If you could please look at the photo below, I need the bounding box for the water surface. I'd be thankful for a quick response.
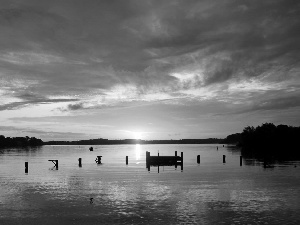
[0,144,299,224]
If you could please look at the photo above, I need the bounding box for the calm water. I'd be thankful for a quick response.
[0,144,299,225]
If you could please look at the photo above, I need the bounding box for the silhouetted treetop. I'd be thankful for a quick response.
[234,123,300,159]
[0,135,43,147]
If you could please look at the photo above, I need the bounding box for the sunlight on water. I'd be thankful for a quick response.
[0,144,300,224]
[135,144,141,160]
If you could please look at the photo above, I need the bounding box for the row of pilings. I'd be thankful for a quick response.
[24,153,245,174]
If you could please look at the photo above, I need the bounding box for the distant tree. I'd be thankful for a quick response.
[0,135,43,148]
[0,135,6,147]
[224,133,242,144]
[238,123,300,159]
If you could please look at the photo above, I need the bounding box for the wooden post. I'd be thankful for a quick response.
[96,156,102,164]
[78,158,82,167]
[223,155,226,163]
[197,155,200,164]
[89,147,93,151]
[25,162,28,173]
[175,151,177,169]
[148,152,150,171]
[181,152,183,171]
[158,152,159,173]
[146,151,149,169]
[126,156,128,165]
[48,160,58,169]
[240,156,242,166]
[217,146,218,150]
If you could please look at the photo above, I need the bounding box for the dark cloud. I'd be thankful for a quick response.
[247,95,300,112]
[0,95,79,111]
[0,125,90,140]
[67,103,84,111]
[215,91,300,116]
[57,102,85,112]
[0,0,299,96]
[0,126,20,131]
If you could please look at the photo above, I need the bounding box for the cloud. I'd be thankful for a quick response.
[67,103,84,111]
[57,102,85,112]
[0,125,90,140]
[0,94,79,111]
[0,0,298,102]
[243,95,300,113]
[0,0,299,139]
[0,126,20,131]
[214,91,300,116]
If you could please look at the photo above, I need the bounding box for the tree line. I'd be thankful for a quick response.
[0,135,43,147]
[224,123,300,159]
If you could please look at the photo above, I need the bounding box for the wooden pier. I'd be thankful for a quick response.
[146,151,183,171]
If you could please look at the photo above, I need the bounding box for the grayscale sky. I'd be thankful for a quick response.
[0,0,299,141]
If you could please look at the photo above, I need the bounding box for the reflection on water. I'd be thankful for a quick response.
[135,144,140,160]
[0,144,300,224]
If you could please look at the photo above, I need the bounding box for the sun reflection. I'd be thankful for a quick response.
[135,144,141,160]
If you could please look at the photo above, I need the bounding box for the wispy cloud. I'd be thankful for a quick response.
[0,94,79,111]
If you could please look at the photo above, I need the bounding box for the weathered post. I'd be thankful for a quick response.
[147,152,150,171]
[96,156,102,164]
[223,155,226,163]
[25,162,28,173]
[48,160,58,169]
[197,155,200,164]
[175,151,177,169]
[158,152,159,173]
[78,158,82,167]
[146,151,150,169]
[181,152,183,171]
[240,156,242,166]
[126,156,128,165]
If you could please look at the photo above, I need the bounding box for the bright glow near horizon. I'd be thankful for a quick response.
[133,132,142,140]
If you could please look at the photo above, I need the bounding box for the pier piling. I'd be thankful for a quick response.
[25,162,28,173]
[145,151,183,172]
[240,156,242,166]
[126,156,128,165]
[95,156,102,164]
[175,151,177,169]
[78,158,82,167]
[223,155,226,163]
[158,153,159,173]
[146,151,150,171]
[197,155,200,164]
[181,152,183,171]
[48,160,58,169]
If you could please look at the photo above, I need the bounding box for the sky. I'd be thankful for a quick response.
[0,0,299,141]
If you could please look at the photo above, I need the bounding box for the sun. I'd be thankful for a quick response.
[133,132,142,140]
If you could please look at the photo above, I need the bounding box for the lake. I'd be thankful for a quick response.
[0,144,299,224]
